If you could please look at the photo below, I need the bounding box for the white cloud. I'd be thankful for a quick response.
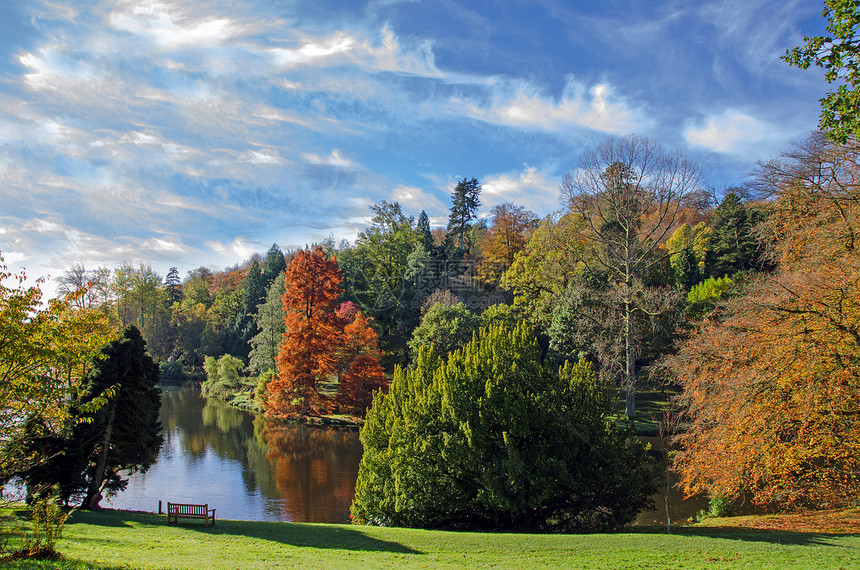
[447,77,652,135]
[391,185,446,214]
[303,149,356,168]
[270,33,356,68]
[481,167,560,215]
[683,109,792,159]
[1,251,28,264]
[141,237,187,254]
[206,237,258,261]
[245,150,283,165]
[109,2,242,50]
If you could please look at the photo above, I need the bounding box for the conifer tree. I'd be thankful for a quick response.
[447,177,481,256]
[352,323,654,531]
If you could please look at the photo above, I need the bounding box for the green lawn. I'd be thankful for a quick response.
[2,508,857,569]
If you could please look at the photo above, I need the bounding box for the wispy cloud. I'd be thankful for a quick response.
[683,109,795,159]
[447,77,653,135]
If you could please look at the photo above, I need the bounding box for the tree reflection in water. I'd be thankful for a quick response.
[106,384,362,523]
[259,421,362,523]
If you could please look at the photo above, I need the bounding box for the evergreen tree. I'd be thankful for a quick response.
[19,327,163,508]
[352,323,655,531]
[165,267,183,305]
[248,272,286,375]
[447,177,481,256]
[417,210,434,253]
[77,326,163,509]
[262,244,287,289]
[243,259,266,317]
[706,193,760,278]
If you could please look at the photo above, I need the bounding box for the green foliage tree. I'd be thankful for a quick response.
[407,301,480,359]
[20,327,164,509]
[111,264,171,360]
[202,354,246,402]
[351,323,655,531]
[165,267,183,306]
[78,326,163,509]
[705,193,761,279]
[500,213,592,330]
[784,0,860,142]
[686,275,735,320]
[0,255,115,482]
[416,210,434,253]
[262,244,287,289]
[667,222,711,288]
[248,272,286,375]
[340,201,420,364]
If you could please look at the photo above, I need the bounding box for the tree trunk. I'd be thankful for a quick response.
[625,303,636,418]
[83,401,117,509]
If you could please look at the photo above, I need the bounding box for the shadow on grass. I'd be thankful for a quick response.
[629,523,859,547]
[67,509,422,555]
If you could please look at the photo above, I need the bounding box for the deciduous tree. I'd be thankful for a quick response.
[560,134,701,416]
[478,203,538,284]
[0,256,115,481]
[270,247,343,416]
[784,0,860,142]
[668,135,860,509]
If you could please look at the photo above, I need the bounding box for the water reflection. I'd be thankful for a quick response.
[106,384,362,523]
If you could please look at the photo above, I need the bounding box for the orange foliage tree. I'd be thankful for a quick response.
[269,247,387,418]
[478,202,538,284]
[271,247,344,416]
[668,134,860,509]
[336,312,386,416]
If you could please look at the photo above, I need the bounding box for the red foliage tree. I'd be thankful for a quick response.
[336,312,387,416]
[270,247,343,416]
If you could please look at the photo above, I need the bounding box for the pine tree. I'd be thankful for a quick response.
[165,267,183,305]
[447,177,481,256]
[417,210,434,253]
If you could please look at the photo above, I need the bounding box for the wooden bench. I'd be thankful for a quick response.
[166,502,216,526]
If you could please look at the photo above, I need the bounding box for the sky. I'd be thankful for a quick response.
[0,0,834,291]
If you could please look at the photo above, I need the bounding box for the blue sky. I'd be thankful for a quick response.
[0,0,831,289]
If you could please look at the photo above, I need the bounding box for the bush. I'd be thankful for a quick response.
[5,495,72,561]
[202,355,246,401]
[351,323,655,532]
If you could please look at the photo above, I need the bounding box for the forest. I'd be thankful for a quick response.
[2,0,859,538]
[15,129,855,520]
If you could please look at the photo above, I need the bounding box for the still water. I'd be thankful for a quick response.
[105,384,362,523]
[107,384,704,526]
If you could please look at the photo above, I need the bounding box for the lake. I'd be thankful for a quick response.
[105,384,362,522]
[106,383,705,526]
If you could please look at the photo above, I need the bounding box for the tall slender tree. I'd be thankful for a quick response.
[561,134,701,417]
[270,247,344,416]
[447,177,482,256]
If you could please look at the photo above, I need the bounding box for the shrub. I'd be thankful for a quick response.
[351,323,655,532]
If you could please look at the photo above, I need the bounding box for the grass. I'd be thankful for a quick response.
[614,388,678,435]
[1,507,858,569]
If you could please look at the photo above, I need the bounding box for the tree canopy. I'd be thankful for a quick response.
[784,0,860,142]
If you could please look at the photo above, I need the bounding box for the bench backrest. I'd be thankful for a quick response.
[168,503,208,515]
